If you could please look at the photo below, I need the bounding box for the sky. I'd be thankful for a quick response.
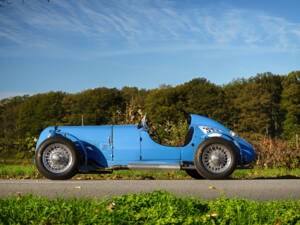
[0,0,300,99]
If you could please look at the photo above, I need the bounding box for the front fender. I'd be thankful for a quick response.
[35,127,88,171]
[202,132,242,163]
[203,131,255,165]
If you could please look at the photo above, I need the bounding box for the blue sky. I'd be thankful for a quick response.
[0,0,300,99]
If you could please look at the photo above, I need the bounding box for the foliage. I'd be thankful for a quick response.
[180,78,226,121]
[154,120,189,146]
[120,87,148,124]
[0,95,28,139]
[280,71,300,139]
[0,191,299,224]
[253,138,300,169]
[145,84,186,124]
[16,92,66,136]
[0,71,299,159]
[233,73,283,138]
[14,136,37,153]
[61,88,124,125]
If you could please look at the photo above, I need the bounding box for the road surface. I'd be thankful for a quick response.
[0,179,299,201]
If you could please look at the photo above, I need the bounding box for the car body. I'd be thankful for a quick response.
[35,114,255,180]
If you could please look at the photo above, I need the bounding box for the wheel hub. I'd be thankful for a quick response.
[210,153,223,165]
[51,152,64,163]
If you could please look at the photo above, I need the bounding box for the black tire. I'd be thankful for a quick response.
[35,136,79,180]
[185,169,203,179]
[194,137,237,180]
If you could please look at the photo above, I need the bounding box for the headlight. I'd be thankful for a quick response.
[199,126,221,134]
[230,130,238,137]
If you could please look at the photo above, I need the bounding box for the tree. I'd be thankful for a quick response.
[180,78,225,122]
[145,85,186,124]
[120,87,148,124]
[280,71,300,139]
[17,92,66,137]
[223,79,247,130]
[234,73,283,138]
[62,87,125,125]
[0,95,28,138]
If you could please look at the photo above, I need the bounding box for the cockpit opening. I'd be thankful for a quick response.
[137,114,192,146]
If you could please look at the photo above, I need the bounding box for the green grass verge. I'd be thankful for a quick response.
[231,168,300,179]
[0,164,39,179]
[0,191,299,224]
[0,164,299,179]
[0,150,34,165]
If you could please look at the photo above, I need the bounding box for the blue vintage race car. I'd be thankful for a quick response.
[35,114,255,180]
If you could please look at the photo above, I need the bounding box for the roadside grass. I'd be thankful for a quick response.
[0,164,39,179]
[232,168,300,179]
[0,191,299,224]
[0,163,299,180]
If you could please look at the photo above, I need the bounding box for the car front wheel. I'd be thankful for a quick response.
[35,136,79,180]
[194,137,237,179]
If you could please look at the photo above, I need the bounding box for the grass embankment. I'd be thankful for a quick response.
[0,191,299,224]
[0,164,299,180]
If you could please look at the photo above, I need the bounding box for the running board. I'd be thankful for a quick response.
[127,163,181,170]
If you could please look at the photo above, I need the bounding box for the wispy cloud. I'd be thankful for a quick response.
[0,91,30,100]
[0,0,300,57]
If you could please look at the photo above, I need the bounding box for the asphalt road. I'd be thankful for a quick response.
[0,179,299,201]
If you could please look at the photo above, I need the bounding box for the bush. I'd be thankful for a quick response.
[0,136,37,154]
[253,138,300,169]
[155,120,188,146]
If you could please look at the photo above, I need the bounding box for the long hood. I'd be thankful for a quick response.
[36,125,138,149]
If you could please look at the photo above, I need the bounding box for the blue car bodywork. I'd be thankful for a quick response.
[35,114,255,179]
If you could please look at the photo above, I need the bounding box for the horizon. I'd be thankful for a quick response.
[0,71,295,100]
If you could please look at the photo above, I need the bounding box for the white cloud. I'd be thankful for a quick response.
[292,29,300,38]
[0,91,30,100]
[0,0,300,55]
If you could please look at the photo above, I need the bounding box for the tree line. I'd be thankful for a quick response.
[0,71,299,152]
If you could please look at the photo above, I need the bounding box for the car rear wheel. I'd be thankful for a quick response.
[185,169,203,179]
[35,136,79,180]
[194,137,237,179]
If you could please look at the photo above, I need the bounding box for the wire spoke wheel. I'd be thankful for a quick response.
[36,136,79,180]
[42,143,73,174]
[201,144,232,174]
[194,138,236,179]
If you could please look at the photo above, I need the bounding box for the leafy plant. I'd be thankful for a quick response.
[0,191,299,224]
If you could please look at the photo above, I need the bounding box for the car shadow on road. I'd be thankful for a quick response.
[229,175,300,180]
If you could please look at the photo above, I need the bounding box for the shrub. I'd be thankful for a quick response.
[253,138,300,169]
